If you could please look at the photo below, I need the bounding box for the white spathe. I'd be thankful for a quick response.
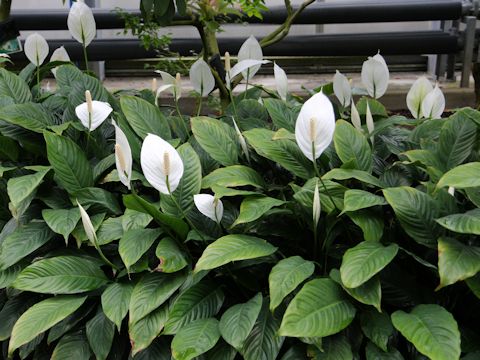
[189,58,215,97]
[24,33,49,67]
[295,92,336,161]
[313,180,321,228]
[237,35,263,81]
[67,0,96,47]
[421,84,445,119]
[361,53,389,99]
[141,134,184,195]
[194,194,224,224]
[77,200,96,244]
[351,102,362,132]
[274,62,288,101]
[232,117,250,162]
[112,120,133,190]
[333,70,351,107]
[50,46,70,77]
[75,92,113,131]
[155,70,181,101]
[406,76,433,119]
[366,102,375,135]
[228,59,270,87]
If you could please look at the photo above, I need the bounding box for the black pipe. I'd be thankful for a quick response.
[9,32,459,62]
[10,0,463,30]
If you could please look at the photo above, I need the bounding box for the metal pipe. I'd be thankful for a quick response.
[460,16,476,87]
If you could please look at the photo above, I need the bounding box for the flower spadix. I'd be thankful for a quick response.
[50,46,70,77]
[333,70,351,107]
[112,120,132,190]
[238,35,263,80]
[75,90,112,131]
[274,62,288,101]
[421,84,445,119]
[67,0,96,47]
[194,194,224,224]
[24,33,49,67]
[141,134,184,195]
[155,71,181,101]
[190,58,215,97]
[361,53,389,99]
[406,76,433,119]
[77,200,96,245]
[295,92,336,161]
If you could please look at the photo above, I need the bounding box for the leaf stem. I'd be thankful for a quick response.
[82,42,89,72]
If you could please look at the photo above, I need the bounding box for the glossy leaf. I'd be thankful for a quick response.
[0,68,32,103]
[202,165,265,189]
[360,310,394,352]
[233,196,285,227]
[51,332,91,360]
[342,189,386,213]
[171,318,221,360]
[130,306,169,356]
[334,120,372,172]
[437,162,480,189]
[86,311,115,360]
[155,237,188,273]
[101,282,134,331]
[436,209,480,235]
[119,228,162,270]
[42,208,81,243]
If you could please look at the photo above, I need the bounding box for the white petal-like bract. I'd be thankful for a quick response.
[77,200,96,244]
[406,76,433,119]
[313,180,321,228]
[229,59,270,81]
[67,1,96,46]
[232,117,249,162]
[24,33,49,66]
[141,134,184,194]
[155,70,181,100]
[237,35,263,80]
[333,70,351,107]
[50,46,70,76]
[351,102,362,131]
[366,102,375,142]
[295,92,336,161]
[194,194,224,223]
[189,58,215,97]
[421,84,445,119]
[75,100,112,131]
[112,120,133,190]
[274,62,288,101]
[361,55,389,99]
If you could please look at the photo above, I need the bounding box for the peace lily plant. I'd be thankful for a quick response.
[0,30,478,360]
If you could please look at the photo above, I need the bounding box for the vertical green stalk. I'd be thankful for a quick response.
[311,142,339,212]
[0,0,12,22]
[82,43,89,72]
[36,65,40,93]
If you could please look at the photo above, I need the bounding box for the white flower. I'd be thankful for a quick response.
[333,70,351,107]
[228,59,270,87]
[155,71,181,101]
[194,194,223,224]
[448,187,455,196]
[67,0,96,47]
[189,58,215,97]
[232,117,249,162]
[112,120,132,190]
[225,52,231,89]
[366,101,375,143]
[274,62,288,101]
[421,84,445,119]
[295,92,336,161]
[50,46,70,77]
[351,102,362,132]
[406,76,433,119]
[24,33,49,66]
[75,90,112,131]
[361,53,389,99]
[313,180,321,228]
[77,200,96,244]
[237,35,263,81]
[141,134,184,194]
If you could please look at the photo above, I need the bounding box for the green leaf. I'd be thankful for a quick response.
[436,209,480,235]
[195,234,277,272]
[323,168,384,188]
[7,167,49,217]
[122,209,152,231]
[123,193,189,239]
[235,99,269,130]
[264,98,296,132]
[132,338,171,360]
[0,68,32,103]
[219,293,262,350]
[383,187,441,247]
[51,331,91,360]
[292,177,345,213]
[0,295,37,341]
[129,306,169,356]
[279,278,356,337]
[73,187,122,215]
[161,143,202,216]
[308,335,353,360]
[96,216,124,245]
[164,281,224,334]
[346,210,384,242]
[356,97,388,117]
[0,262,25,288]
[0,222,54,270]
[202,165,265,189]
[437,162,480,189]
[269,256,315,312]
[0,103,53,133]
[44,132,94,193]
[436,109,477,171]
[233,196,285,227]
[244,128,314,179]
[365,342,404,360]
[172,318,221,360]
[330,269,381,312]
[391,304,460,360]
[437,237,480,289]
[191,116,239,166]
[47,305,91,344]
[120,95,171,139]
[0,135,19,161]
[119,228,162,270]
[8,295,87,357]
[86,311,115,360]
[240,300,284,360]
[42,208,81,243]
[12,256,109,294]
[334,120,373,172]
[101,282,134,331]
[155,237,188,273]
[342,189,387,213]
[129,272,186,324]
[340,241,398,288]
[360,310,394,352]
